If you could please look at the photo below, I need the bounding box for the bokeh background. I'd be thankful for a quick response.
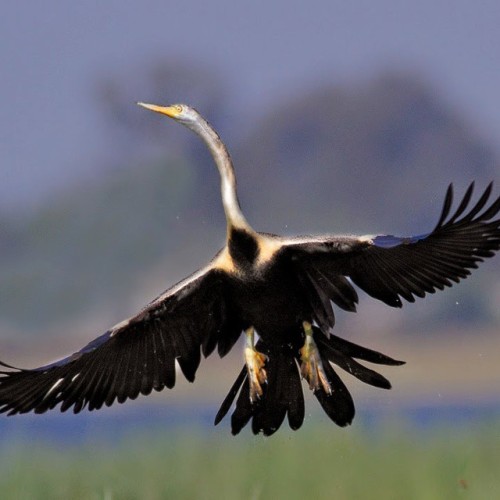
[1,1,499,498]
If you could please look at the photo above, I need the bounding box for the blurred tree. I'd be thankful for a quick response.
[1,59,234,334]
[1,70,498,334]
[94,59,232,225]
[237,73,498,236]
[236,73,499,331]
[94,59,228,157]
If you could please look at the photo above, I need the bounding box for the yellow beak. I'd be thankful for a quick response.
[137,102,182,118]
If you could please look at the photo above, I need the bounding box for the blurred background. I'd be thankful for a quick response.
[1,1,499,497]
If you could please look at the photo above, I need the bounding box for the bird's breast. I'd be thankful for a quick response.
[223,258,310,343]
[214,231,283,277]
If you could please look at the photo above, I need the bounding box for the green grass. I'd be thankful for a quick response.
[1,421,499,500]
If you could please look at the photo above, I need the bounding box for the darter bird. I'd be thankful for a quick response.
[1,103,499,436]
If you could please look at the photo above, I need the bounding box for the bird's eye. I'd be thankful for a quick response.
[174,105,183,113]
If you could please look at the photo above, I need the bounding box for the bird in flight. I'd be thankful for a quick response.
[1,103,499,436]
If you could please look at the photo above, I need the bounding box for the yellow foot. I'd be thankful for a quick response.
[300,322,332,394]
[244,346,268,403]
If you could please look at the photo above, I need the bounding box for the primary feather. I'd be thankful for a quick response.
[1,102,499,436]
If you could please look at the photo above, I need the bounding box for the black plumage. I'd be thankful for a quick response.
[1,102,499,436]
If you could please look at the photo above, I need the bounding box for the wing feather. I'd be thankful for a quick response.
[282,183,500,308]
[0,265,242,415]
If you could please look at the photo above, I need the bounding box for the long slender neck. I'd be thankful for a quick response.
[193,118,253,235]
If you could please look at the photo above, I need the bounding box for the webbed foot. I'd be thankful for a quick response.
[300,321,332,394]
[244,327,268,402]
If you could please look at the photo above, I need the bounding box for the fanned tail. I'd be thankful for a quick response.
[214,341,304,436]
[214,328,404,435]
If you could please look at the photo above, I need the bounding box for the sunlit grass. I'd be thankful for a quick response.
[1,420,499,499]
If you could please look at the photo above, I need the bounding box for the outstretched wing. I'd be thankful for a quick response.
[0,263,242,415]
[283,182,500,310]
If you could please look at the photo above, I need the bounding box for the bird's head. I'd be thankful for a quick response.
[137,102,204,132]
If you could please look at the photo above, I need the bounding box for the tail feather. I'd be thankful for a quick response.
[316,334,393,389]
[286,360,305,430]
[215,329,404,435]
[246,347,304,436]
[313,352,355,427]
[325,332,405,366]
[216,342,305,436]
[250,352,289,436]
[213,367,246,426]
[231,378,254,435]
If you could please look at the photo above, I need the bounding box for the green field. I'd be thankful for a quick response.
[1,419,499,500]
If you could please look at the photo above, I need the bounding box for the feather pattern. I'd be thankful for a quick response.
[0,267,242,415]
[284,183,500,308]
[216,330,403,435]
[1,182,498,436]
[2,102,499,438]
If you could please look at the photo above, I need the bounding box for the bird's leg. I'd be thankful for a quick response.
[300,321,332,394]
[244,327,268,403]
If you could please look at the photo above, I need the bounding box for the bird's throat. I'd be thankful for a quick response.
[228,228,259,267]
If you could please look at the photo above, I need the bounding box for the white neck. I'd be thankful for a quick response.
[193,119,253,234]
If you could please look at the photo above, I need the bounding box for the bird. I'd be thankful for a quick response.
[1,103,500,437]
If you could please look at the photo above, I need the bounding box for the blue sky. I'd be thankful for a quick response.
[1,0,500,211]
